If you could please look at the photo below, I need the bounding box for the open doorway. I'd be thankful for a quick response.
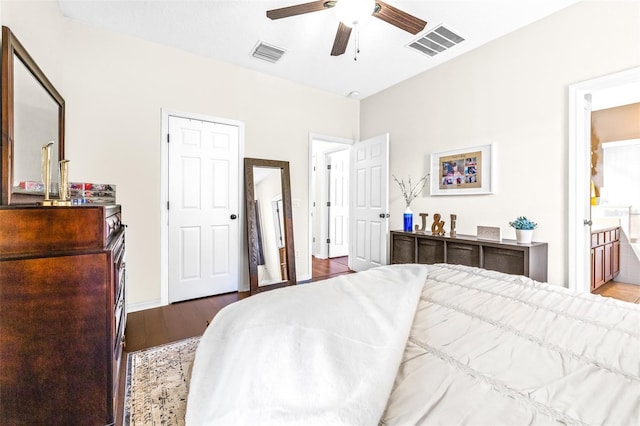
[309,134,353,281]
[568,67,640,294]
[590,105,640,290]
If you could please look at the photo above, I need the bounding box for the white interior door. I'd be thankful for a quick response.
[168,116,240,302]
[328,149,349,258]
[580,96,593,293]
[349,133,389,271]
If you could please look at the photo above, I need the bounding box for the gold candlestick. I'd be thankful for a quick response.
[53,159,72,206]
[39,141,54,206]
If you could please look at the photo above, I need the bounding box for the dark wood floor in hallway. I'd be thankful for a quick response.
[311,255,352,281]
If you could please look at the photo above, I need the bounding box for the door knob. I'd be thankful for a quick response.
[379,213,390,219]
[230,214,238,220]
[583,219,592,226]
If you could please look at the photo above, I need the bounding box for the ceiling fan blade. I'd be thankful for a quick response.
[267,1,335,20]
[330,22,352,56]
[373,1,427,35]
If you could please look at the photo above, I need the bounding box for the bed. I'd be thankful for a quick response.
[186,263,640,425]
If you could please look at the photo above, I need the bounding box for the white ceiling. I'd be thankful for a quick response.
[57,0,581,99]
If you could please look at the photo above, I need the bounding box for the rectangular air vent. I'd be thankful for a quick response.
[251,41,286,63]
[408,25,465,57]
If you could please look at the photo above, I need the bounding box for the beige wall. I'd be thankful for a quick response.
[1,0,358,308]
[361,1,640,286]
[3,0,639,306]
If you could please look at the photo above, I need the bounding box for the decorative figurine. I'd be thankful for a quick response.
[431,213,446,236]
[414,213,429,232]
[450,214,457,237]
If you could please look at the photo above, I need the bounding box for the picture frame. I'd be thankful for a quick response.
[430,144,494,195]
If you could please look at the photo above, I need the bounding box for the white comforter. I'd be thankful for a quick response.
[383,264,640,426]
[186,264,428,425]
[187,264,640,425]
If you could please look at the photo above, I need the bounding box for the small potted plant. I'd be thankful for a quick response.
[509,216,537,244]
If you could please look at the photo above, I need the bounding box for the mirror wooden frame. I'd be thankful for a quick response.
[1,26,65,205]
[244,157,296,295]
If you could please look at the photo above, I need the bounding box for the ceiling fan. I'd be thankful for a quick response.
[266,0,427,57]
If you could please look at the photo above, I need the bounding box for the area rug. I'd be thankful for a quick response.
[124,336,200,425]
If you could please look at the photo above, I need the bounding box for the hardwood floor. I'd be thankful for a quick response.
[311,255,352,281]
[592,280,640,303]
[124,292,248,352]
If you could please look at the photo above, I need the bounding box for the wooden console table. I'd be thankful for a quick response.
[391,230,548,282]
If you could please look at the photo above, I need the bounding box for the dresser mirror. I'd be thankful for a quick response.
[244,158,296,295]
[1,26,65,205]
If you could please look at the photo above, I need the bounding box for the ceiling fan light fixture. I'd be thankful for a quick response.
[334,0,375,27]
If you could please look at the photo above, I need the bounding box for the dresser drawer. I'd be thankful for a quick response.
[447,242,480,267]
[483,247,526,276]
[0,206,106,256]
[391,234,416,263]
[417,238,444,264]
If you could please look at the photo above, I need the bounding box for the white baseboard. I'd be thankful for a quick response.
[297,274,312,284]
[127,298,163,313]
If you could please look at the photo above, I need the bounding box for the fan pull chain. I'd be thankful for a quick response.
[354,23,360,61]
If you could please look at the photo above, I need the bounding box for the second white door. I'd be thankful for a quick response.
[328,149,349,258]
[349,133,390,271]
[168,115,240,303]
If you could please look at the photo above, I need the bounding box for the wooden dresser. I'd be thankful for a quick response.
[391,230,548,282]
[0,205,125,425]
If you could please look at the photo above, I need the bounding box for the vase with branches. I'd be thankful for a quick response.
[393,173,430,232]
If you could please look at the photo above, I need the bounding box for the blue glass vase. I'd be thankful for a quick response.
[403,206,413,232]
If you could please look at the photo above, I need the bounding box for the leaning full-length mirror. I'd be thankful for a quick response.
[244,158,296,295]
[1,26,65,205]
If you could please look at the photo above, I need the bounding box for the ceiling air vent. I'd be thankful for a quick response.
[251,41,286,63]
[408,25,465,57]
